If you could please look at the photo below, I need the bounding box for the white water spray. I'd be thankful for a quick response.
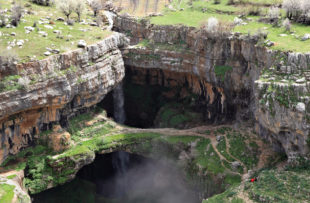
[113,82,126,124]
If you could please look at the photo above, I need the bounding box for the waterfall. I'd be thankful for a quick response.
[112,151,130,196]
[113,82,126,124]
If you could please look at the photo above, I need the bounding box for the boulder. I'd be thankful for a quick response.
[78,40,87,48]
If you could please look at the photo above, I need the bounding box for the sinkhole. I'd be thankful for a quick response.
[32,151,200,203]
[100,67,234,128]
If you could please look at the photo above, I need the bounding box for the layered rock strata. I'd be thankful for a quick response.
[0,33,128,164]
[114,15,310,161]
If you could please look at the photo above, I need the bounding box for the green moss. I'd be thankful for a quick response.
[214,66,233,81]
[164,136,200,144]
[0,184,16,203]
[6,175,17,180]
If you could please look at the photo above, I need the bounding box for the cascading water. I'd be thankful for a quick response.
[113,82,126,124]
[112,83,129,196]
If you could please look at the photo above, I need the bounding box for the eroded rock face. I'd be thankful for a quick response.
[0,33,128,164]
[114,15,310,161]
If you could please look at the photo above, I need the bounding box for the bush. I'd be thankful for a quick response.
[11,2,23,27]
[73,0,86,22]
[282,18,291,32]
[213,0,221,4]
[89,0,103,17]
[56,0,75,21]
[203,17,234,38]
[206,17,219,33]
[282,0,302,19]
[247,6,261,16]
[0,50,19,70]
[268,7,280,19]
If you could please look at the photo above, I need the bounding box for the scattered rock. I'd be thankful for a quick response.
[296,102,305,112]
[77,40,87,48]
[231,161,241,169]
[90,22,98,26]
[216,135,223,142]
[11,32,16,36]
[16,40,24,47]
[296,78,306,83]
[265,41,275,47]
[38,31,48,37]
[56,17,65,21]
[44,51,51,56]
[279,34,288,37]
[44,25,53,29]
[301,34,310,41]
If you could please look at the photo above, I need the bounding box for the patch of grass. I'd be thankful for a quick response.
[164,136,200,144]
[245,169,310,202]
[0,184,15,203]
[227,133,259,169]
[216,139,235,162]
[0,0,111,61]
[6,175,17,180]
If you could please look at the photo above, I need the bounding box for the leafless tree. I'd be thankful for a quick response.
[90,0,103,16]
[73,0,86,22]
[11,1,23,26]
[56,0,75,21]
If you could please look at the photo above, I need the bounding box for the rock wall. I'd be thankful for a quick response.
[0,33,128,164]
[114,15,310,161]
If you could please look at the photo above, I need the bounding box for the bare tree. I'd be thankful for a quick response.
[154,0,159,12]
[73,0,86,22]
[56,0,75,21]
[144,0,149,14]
[11,1,23,26]
[90,0,103,17]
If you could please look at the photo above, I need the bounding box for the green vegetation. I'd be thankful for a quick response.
[0,184,15,203]
[0,0,111,61]
[214,66,233,81]
[245,169,310,202]
[6,175,17,180]
[164,135,200,144]
[148,0,310,52]
[227,132,259,169]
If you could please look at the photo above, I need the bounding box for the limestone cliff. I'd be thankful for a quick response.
[0,33,128,164]
[114,15,310,161]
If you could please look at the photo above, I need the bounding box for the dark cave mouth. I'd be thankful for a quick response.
[32,151,200,203]
[99,67,236,129]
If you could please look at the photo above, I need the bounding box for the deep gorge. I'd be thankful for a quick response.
[1,12,310,203]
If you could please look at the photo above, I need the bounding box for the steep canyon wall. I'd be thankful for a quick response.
[114,15,310,161]
[0,33,128,164]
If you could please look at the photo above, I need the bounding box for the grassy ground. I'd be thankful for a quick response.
[149,0,310,52]
[0,183,15,203]
[0,0,111,62]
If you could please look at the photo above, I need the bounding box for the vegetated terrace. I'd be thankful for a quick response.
[126,0,310,53]
[0,0,111,62]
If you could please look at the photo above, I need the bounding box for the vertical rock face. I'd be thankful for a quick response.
[0,33,128,164]
[114,15,310,160]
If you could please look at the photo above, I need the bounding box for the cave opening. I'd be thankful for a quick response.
[32,151,200,203]
[100,66,235,129]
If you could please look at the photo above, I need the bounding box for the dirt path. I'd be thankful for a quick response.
[224,135,248,174]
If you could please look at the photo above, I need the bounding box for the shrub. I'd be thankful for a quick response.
[247,6,261,16]
[0,50,19,70]
[203,17,233,38]
[56,0,75,21]
[89,0,103,17]
[11,1,23,27]
[213,0,221,4]
[227,0,235,5]
[206,17,218,33]
[282,0,301,19]
[18,77,30,89]
[268,7,280,19]
[282,18,291,32]
[73,0,86,22]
